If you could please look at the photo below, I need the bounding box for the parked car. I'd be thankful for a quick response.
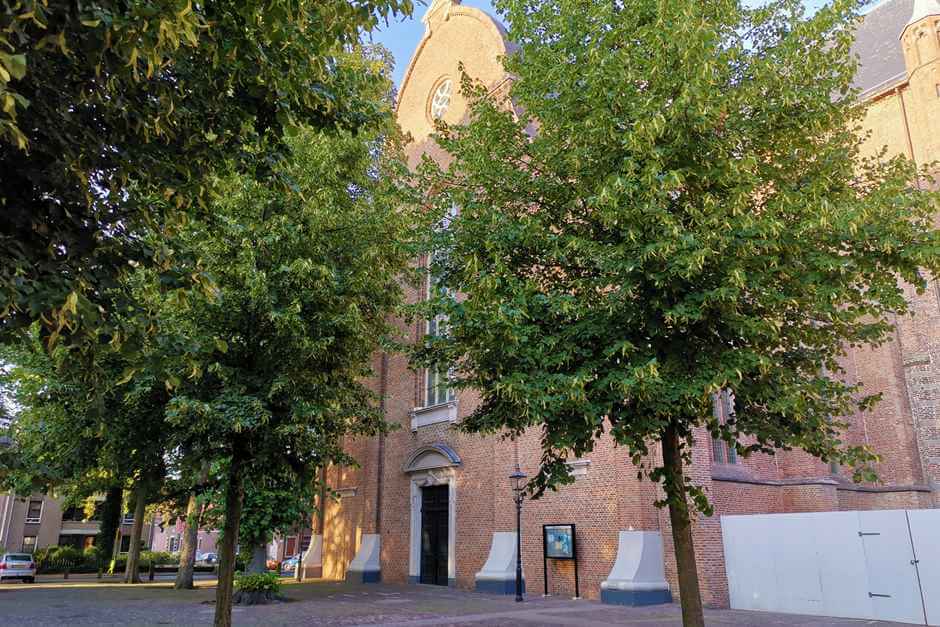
[280,554,301,574]
[0,553,36,583]
[197,552,218,565]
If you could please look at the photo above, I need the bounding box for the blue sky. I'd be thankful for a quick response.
[369,0,873,86]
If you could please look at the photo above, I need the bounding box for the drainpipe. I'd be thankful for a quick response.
[374,353,389,534]
[0,494,13,550]
[316,467,327,535]
[147,518,156,551]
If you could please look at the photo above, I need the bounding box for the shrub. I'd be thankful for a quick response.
[234,572,281,593]
[141,551,175,566]
[233,572,283,605]
[34,545,88,573]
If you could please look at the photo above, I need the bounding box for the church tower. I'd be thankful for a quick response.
[899,0,940,165]
[895,0,940,504]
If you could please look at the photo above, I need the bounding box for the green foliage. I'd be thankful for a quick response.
[33,545,98,573]
[0,0,413,345]
[0,325,169,515]
[159,117,417,490]
[141,551,176,566]
[414,0,940,504]
[234,572,281,595]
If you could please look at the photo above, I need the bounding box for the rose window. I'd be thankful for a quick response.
[430,79,453,120]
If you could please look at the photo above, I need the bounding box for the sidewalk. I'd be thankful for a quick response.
[0,577,913,626]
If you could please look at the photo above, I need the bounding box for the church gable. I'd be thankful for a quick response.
[395,0,512,144]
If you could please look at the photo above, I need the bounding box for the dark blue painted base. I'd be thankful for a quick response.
[475,579,526,595]
[601,587,672,606]
[408,576,457,587]
[346,569,381,584]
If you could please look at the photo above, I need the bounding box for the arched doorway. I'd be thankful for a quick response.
[404,444,460,586]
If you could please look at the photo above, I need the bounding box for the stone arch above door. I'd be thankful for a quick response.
[403,443,461,474]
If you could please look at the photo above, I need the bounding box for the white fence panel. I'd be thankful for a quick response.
[721,514,780,612]
[857,510,924,624]
[810,511,872,620]
[722,508,938,625]
[908,509,940,626]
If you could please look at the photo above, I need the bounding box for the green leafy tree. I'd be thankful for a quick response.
[0,0,412,344]
[0,327,171,583]
[412,1,940,624]
[160,114,417,625]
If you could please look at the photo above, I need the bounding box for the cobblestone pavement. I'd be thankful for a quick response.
[0,577,912,626]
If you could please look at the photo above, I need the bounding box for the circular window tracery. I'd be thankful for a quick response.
[430,78,453,120]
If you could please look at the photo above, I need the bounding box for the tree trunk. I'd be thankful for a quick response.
[662,423,705,627]
[124,482,147,584]
[246,543,267,574]
[175,492,200,589]
[214,457,245,627]
[96,486,122,571]
[110,514,123,574]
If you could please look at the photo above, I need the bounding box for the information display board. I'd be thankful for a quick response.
[542,523,579,598]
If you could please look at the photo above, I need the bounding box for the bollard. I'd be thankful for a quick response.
[64,566,70,580]
[148,561,155,582]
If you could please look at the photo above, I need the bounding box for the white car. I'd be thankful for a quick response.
[0,553,36,583]
[197,552,218,564]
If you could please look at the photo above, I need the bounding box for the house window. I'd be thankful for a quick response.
[122,512,134,524]
[712,390,738,464]
[62,505,86,522]
[120,535,131,553]
[22,536,37,553]
[197,537,203,551]
[168,536,180,552]
[25,499,43,523]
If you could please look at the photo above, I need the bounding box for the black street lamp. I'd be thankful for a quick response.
[509,465,527,603]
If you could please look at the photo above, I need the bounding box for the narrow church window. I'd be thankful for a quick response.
[425,273,455,407]
[712,390,737,464]
[423,203,458,408]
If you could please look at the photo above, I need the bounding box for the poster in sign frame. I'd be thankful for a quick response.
[543,524,576,560]
[542,523,579,598]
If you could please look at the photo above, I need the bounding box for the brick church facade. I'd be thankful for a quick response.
[314,0,940,607]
